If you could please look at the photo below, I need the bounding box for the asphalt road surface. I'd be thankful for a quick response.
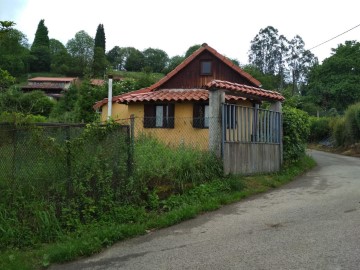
[50,150,360,270]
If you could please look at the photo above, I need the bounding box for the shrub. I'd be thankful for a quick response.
[282,106,310,162]
[308,117,331,142]
[331,102,360,146]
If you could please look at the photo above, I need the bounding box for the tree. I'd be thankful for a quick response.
[242,65,282,90]
[107,46,126,70]
[287,35,317,95]
[29,19,51,72]
[93,24,107,77]
[0,68,16,91]
[124,48,145,71]
[142,48,169,73]
[66,30,94,76]
[185,44,201,58]
[49,38,71,74]
[306,41,360,112]
[0,27,30,76]
[163,55,185,74]
[248,26,283,75]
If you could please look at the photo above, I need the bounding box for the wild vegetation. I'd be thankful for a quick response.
[0,17,358,270]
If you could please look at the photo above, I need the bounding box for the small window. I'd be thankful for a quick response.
[201,61,212,75]
[144,104,174,128]
[193,103,209,128]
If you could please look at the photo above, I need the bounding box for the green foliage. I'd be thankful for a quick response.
[306,41,360,112]
[49,39,71,75]
[282,106,310,162]
[124,48,145,72]
[185,44,201,58]
[66,30,94,76]
[133,136,223,193]
[30,20,50,72]
[93,24,107,77]
[142,48,169,73]
[308,117,331,142]
[0,68,15,91]
[0,88,55,116]
[0,122,129,249]
[163,55,185,74]
[0,111,46,123]
[242,64,282,90]
[0,28,30,76]
[332,102,360,146]
[94,24,105,50]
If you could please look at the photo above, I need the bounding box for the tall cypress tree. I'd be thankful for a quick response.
[93,24,107,77]
[30,19,51,72]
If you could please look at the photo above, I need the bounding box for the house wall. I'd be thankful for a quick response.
[101,100,252,150]
[160,51,255,89]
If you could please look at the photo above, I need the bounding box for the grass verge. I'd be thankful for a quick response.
[0,155,316,270]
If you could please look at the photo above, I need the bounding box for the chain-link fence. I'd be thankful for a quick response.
[0,123,131,202]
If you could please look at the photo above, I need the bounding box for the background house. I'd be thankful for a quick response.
[21,77,78,99]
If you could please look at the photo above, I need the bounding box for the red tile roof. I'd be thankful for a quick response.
[113,89,245,103]
[206,80,285,102]
[90,79,105,86]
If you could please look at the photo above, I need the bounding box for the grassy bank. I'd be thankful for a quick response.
[0,155,316,270]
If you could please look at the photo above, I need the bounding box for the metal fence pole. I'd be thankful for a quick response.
[128,114,135,176]
[65,125,72,198]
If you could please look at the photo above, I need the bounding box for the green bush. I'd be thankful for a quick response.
[331,102,360,146]
[308,117,331,142]
[282,106,310,162]
[133,136,223,194]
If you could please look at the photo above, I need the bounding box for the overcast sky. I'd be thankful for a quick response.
[1,0,360,64]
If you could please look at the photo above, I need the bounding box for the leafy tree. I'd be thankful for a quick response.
[248,26,283,75]
[185,44,201,58]
[107,46,126,70]
[0,27,30,76]
[0,68,16,91]
[49,38,70,74]
[0,21,16,32]
[306,41,360,112]
[124,48,145,71]
[163,55,184,74]
[142,47,169,73]
[49,84,79,122]
[288,35,317,95]
[66,30,94,76]
[242,65,282,90]
[93,24,107,77]
[29,19,51,72]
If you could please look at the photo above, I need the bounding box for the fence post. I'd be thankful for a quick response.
[208,88,225,158]
[65,125,72,198]
[11,124,17,182]
[128,114,135,176]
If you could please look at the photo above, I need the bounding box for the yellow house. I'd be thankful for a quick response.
[94,44,284,150]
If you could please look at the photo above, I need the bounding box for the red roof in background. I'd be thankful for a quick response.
[28,77,77,83]
[206,80,285,101]
[90,79,105,86]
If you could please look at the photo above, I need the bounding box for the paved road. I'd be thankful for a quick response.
[50,150,360,270]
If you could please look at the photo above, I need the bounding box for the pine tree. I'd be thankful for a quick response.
[93,24,107,77]
[30,19,51,72]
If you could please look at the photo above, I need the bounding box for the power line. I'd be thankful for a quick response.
[308,23,360,51]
